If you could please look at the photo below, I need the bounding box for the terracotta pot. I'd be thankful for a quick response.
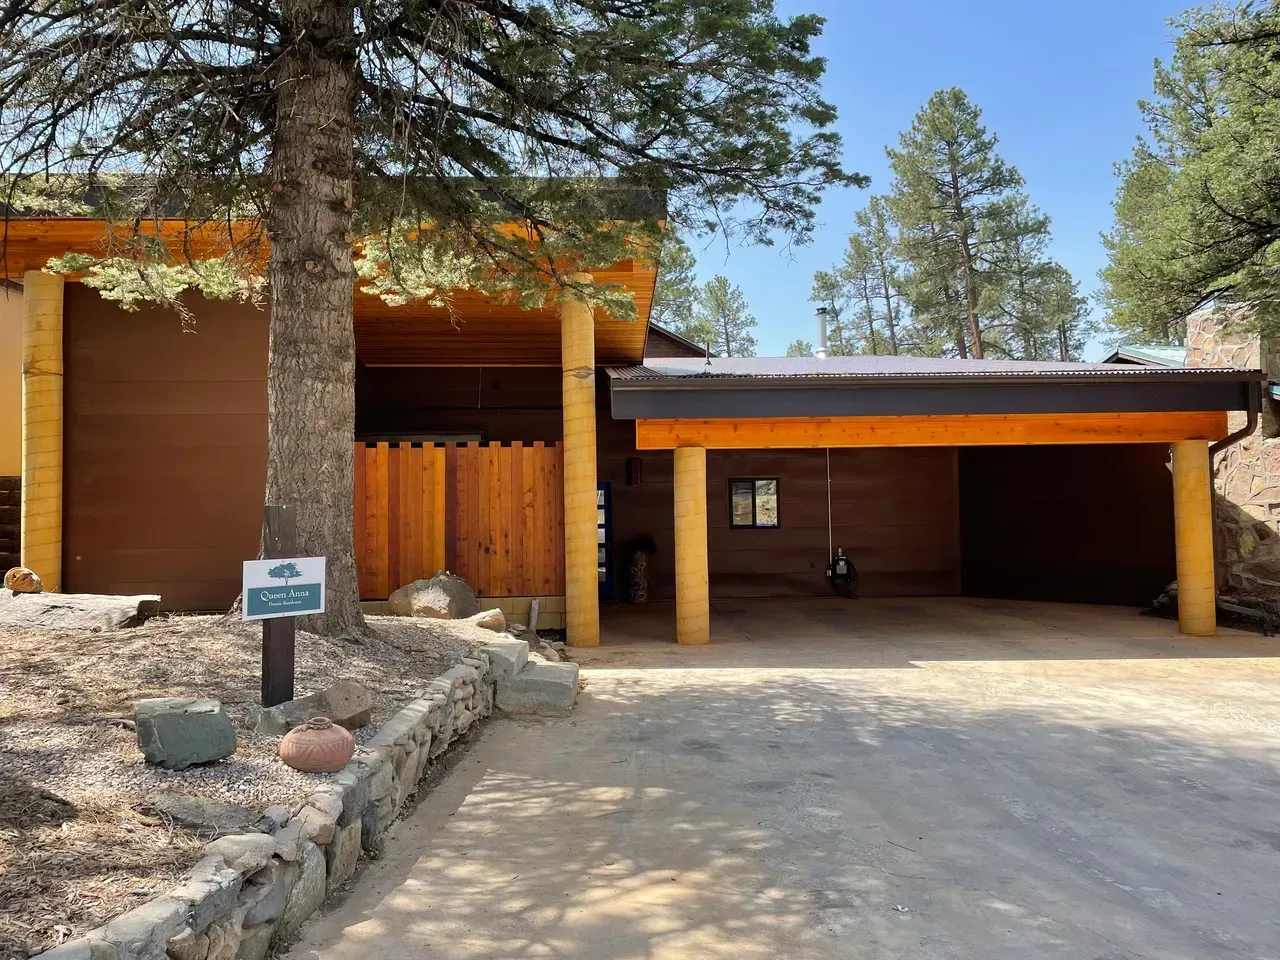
[278,717,355,773]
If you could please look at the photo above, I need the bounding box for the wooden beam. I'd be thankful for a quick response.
[635,412,1230,450]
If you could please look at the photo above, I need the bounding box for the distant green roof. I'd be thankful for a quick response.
[1101,344,1187,367]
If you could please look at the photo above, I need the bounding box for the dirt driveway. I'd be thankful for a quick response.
[286,600,1280,959]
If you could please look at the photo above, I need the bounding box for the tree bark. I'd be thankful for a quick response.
[947,151,984,359]
[875,251,899,355]
[266,0,365,637]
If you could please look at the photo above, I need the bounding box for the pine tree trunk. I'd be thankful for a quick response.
[876,254,899,355]
[947,157,984,359]
[266,0,365,638]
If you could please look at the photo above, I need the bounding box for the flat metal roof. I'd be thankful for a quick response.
[606,356,1263,420]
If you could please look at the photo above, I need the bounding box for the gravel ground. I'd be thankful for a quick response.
[0,612,494,958]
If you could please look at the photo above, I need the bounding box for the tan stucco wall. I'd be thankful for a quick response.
[0,288,21,477]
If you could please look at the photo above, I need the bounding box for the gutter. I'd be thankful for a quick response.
[608,369,1264,391]
[1209,379,1262,460]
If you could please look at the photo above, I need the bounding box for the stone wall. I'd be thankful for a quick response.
[1184,309,1280,599]
[43,654,498,960]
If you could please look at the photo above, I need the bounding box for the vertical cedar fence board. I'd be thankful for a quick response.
[355,441,564,600]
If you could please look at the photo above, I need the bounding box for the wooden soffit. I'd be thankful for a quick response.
[2,218,656,366]
[635,412,1230,450]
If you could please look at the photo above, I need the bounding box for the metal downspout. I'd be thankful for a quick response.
[1209,380,1262,461]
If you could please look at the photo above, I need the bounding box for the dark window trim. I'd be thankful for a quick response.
[729,477,781,529]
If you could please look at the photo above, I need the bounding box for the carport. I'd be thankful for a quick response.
[606,356,1264,642]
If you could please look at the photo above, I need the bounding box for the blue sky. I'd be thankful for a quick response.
[693,0,1189,360]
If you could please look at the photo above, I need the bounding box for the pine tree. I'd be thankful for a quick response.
[651,235,699,335]
[0,0,859,635]
[786,339,814,357]
[887,89,1026,358]
[697,276,758,357]
[979,196,1055,359]
[1100,3,1280,339]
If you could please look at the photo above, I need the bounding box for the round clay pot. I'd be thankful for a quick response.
[278,717,355,773]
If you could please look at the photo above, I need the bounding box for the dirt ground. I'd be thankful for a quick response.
[290,599,1280,960]
[0,612,490,958]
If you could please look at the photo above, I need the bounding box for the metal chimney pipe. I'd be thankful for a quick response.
[814,307,830,359]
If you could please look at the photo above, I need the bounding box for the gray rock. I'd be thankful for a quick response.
[295,804,336,845]
[169,855,241,932]
[465,607,506,632]
[496,661,580,717]
[141,791,269,839]
[261,805,290,830]
[254,681,373,736]
[277,842,326,941]
[330,769,369,826]
[0,589,160,631]
[34,941,95,960]
[241,860,297,926]
[325,820,362,888]
[236,921,276,960]
[201,915,241,960]
[271,819,305,862]
[102,897,188,958]
[134,698,235,770]
[205,833,277,874]
[482,639,529,685]
[385,572,479,619]
[165,927,200,960]
[360,803,383,858]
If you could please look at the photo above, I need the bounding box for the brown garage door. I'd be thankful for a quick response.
[63,284,268,610]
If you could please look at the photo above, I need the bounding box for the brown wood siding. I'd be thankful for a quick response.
[63,284,268,610]
[600,399,961,600]
[958,444,1176,605]
[643,324,708,358]
[356,365,562,442]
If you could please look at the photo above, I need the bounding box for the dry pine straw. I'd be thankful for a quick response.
[0,613,486,958]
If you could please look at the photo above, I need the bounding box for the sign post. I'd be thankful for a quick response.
[244,505,326,707]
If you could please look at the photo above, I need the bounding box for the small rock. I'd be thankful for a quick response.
[277,842,326,941]
[325,820,362,888]
[134,697,236,770]
[205,833,277,874]
[386,572,480,619]
[237,921,277,960]
[166,927,200,960]
[141,791,271,838]
[466,608,506,632]
[295,804,337,845]
[5,566,42,593]
[241,859,297,926]
[255,681,373,736]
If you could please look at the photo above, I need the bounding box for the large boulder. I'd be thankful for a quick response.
[386,572,480,619]
[135,698,236,770]
[254,680,372,736]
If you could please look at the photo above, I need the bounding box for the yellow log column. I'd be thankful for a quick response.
[21,271,65,592]
[674,446,710,645]
[1172,439,1216,636]
[561,275,599,647]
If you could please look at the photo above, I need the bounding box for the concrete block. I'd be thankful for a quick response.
[496,661,579,717]
[481,638,528,685]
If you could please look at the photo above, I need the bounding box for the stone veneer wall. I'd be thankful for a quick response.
[43,655,496,960]
[1185,309,1280,599]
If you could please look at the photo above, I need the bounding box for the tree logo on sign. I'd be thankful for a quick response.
[268,562,303,586]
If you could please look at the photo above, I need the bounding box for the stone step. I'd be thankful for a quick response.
[495,660,579,718]
[479,637,529,685]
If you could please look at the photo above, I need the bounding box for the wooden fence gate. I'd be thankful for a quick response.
[355,441,565,600]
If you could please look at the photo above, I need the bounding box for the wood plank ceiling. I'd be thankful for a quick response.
[2,219,656,366]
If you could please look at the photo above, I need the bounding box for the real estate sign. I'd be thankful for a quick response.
[242,556,326,621]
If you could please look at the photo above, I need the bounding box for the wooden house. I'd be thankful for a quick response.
[0,219,1263,643]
